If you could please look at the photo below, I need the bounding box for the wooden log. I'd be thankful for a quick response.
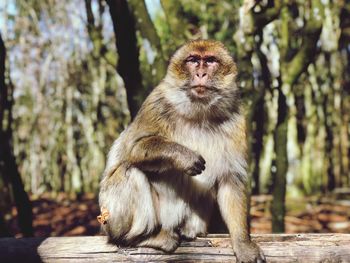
[0,234,349,262]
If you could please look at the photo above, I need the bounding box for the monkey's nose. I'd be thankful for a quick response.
[196,73,207,79]
[193,72,208,86]
[195,72,208,83]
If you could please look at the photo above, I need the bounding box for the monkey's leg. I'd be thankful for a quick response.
[99,167,158,246]
[130,135,205,176]
[217,178,265,263]
[137,229,180,253]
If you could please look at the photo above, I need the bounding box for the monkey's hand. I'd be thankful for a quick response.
[177,149,206,176]
[234,240,266,263]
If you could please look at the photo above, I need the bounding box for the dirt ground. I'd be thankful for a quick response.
[5,193,350,237]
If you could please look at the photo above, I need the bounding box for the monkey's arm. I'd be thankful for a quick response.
[129,135,205,176]
[217,178,265,262]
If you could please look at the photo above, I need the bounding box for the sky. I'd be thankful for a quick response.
[145,0,161,20]
[0,0,17,37]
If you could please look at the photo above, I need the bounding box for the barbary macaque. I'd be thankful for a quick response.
[99,40,265,262]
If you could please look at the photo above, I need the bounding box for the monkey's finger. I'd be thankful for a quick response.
[196,164,205,174]
[198,155,206,166]
[194,159,206,172]
[190,168,200,176]
[195,164,205,173]
[187,167,201,176]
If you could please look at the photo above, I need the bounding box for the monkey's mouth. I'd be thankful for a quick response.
[190,85,215,99]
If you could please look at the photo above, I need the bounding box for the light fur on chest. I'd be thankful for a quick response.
[171,120,247,190]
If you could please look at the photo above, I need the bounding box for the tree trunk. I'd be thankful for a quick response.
[106,0,144,118]
[324,94,336,191]
[0,211,10,237]
[270,0,324,232]
[294,92,306,150]
[271,85,288,232]
[0,33,33,237]
[251,95,265,195]
[250,29,270,195]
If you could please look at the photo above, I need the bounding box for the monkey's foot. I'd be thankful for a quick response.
[234,240,266,263]
[179,217,206,240]
[137,229,179,253]
[180,226,203,240]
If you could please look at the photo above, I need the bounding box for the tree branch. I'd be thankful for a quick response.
[160,0,188,51]
[84,0,117,67]
[252,0,282,30]
[283,0,324,86]
[0,34,5,131]
[127,0,167,85]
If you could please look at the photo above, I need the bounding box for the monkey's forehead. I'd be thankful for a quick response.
[185,39,226,52]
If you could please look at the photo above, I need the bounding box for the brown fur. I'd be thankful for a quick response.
[98,40,265,262]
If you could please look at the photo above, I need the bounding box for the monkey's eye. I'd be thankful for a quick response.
[185,56,200,64]
[204,56,218,65]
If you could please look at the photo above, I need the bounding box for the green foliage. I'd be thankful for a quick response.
[0,0,349,203]
[2,0,128,194]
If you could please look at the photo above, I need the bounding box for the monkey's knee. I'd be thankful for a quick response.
[101,207,158,247]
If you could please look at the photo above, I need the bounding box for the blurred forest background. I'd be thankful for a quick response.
[0,0,350,238]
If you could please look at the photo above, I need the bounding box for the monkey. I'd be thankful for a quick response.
[98,39,266,263]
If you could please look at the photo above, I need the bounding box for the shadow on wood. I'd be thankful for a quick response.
[0,234,349,262]
[0,237,44,263]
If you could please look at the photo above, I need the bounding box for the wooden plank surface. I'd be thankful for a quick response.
[0,234,349,262]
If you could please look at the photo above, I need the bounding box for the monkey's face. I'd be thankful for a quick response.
[164,40,238,120]
[184,53,220,101]
[166,40,237,101]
